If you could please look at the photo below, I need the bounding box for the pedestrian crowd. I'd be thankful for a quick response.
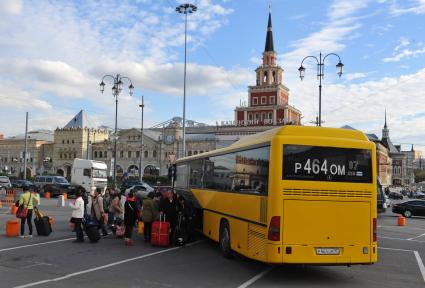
[69,186,196,246]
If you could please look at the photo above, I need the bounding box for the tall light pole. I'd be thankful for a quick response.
[23,112,28,180]
[298,52,344,126]
[176,3,197,158]
[99,74,134,189]
[139,97,144,182]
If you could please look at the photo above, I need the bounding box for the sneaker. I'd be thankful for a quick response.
[19,235,25,239]
[26,235,33,238]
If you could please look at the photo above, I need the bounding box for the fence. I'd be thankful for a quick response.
[0,188,17,208]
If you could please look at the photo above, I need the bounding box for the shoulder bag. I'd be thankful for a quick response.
[16,194,32,219]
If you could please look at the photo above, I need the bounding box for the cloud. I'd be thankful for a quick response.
[0,0,22,15]
[389,0,425,15]
[344,72,368,81]
[328,0,370,20]
[383,46,425,62]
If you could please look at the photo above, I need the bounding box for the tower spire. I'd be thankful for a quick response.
[264,6,274,52]
[384,108,387,129]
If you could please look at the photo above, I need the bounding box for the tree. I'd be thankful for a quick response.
[414,169,425,183]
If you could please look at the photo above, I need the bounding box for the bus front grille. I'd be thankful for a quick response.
[283,188,372,198]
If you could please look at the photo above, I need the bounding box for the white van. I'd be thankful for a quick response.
[71,159,108,194]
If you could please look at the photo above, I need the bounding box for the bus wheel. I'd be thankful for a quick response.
[219,221,232,258]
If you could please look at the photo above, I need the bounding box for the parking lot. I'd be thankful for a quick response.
[0,199,424,288]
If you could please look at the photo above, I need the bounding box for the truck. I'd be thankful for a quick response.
[71,159,108,194]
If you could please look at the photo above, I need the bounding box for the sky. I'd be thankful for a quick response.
[1,0,425,151]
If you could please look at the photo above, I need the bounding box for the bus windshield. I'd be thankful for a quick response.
[92,169,107,179]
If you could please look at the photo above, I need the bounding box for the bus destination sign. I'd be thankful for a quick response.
[282,145,373,183]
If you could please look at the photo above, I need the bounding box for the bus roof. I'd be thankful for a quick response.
[177,125,370,162]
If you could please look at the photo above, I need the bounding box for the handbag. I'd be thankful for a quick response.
[16,194,32,219]
[138,221,144,235]
[115,224,125,237]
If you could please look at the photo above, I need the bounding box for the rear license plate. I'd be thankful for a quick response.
[316,248,340,255]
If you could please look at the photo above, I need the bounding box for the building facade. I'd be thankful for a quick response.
[0,130,54,177]
[53,110,109,177]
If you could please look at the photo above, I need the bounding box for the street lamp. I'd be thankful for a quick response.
[99,74,134,189]
[176,3,197,158]
[298,52,344,126]
[139,96,144,182]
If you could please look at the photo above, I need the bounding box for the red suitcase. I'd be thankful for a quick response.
[151,214,170,247]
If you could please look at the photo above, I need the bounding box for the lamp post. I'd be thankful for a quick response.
[176,3,197,158]
[139,96,144,182]
[99,74,134,189]
[298,52,344,126]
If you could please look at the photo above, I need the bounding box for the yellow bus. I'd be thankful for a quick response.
[175,126,377,265]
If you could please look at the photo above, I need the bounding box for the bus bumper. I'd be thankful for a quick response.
[267,244,378,264]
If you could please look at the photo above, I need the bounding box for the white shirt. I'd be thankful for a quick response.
[69,197,84,218]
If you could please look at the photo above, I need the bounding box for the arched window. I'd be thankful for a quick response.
[94,151,98,158]
[188,151,192,156]
[144,151,148,158]
[272,71,276,83]
[99,151,103,158]
[263,71,268,84]
[104,151,107,158]
[153,150,157,157]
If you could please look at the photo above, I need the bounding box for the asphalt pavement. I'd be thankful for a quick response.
[0,198,424,288]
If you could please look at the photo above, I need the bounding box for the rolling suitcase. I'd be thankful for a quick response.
[85,225,101,242]
[83,214,100,243]
[34,208,52,236]
[34,216,52,236]
[151,214,170,247]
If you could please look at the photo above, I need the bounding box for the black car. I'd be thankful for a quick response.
[388,192,403,200]
[11,180,36,191]
[392,200,425,218]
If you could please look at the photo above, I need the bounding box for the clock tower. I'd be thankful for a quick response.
[235,8,301,126]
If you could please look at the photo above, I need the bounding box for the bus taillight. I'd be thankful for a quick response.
[268,216,281,241]
[373,218,377,242]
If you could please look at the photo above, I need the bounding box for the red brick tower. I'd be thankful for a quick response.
[235,8,301,126]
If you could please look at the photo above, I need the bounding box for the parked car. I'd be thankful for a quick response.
[411,192,425,199]
[120,180,143,194]
[33,175,75,197]
[377,181,386,213]
[11,180,36,191]
[0,176,12,189]
[124,183,154,198]
[388,191,403,200]
[392,200,425,218]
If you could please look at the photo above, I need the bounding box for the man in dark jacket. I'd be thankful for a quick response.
[124,191,138,245]
[159,190,178,244]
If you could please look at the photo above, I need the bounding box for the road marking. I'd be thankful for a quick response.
[408,232,425,241]
[13,240,204,288]
[237,267,273,288]
[378,225,425,231]
[0,237,75,253]
[379,236,425,243]
[380,247,425,283]
[414,251,425,283]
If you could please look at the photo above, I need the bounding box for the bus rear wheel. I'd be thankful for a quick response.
[219,221,232,258]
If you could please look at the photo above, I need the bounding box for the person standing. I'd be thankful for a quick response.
[103,188,113,229]
[18,186,34,238]
[159,190,178,245]
[89,188,108,237]
[142,192,158,242]
[124,191,139,245]
[69,190,85,243]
